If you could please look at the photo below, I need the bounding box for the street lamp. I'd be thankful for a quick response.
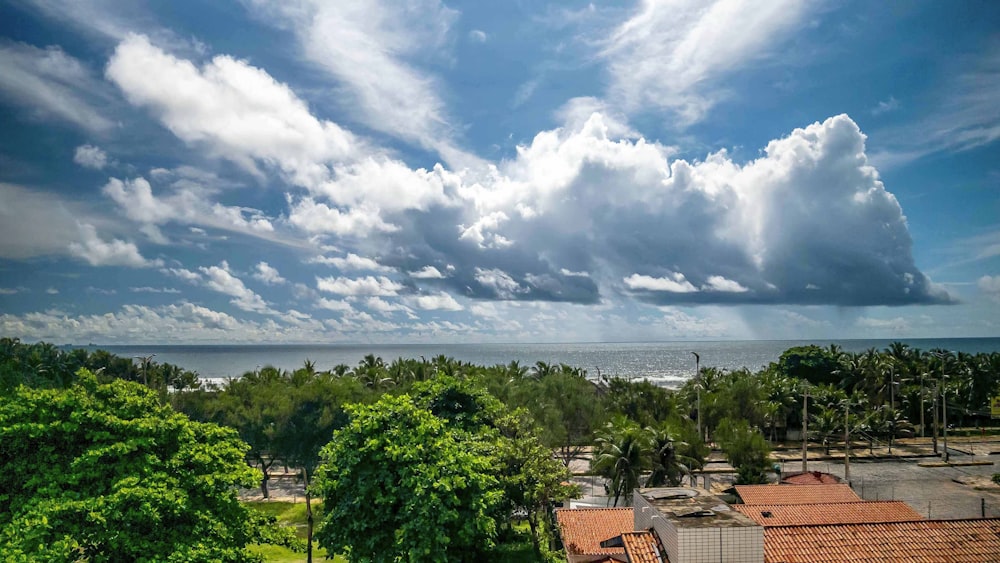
[691,352,701,442]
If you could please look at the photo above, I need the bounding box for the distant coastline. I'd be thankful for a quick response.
[75,337,1000,383]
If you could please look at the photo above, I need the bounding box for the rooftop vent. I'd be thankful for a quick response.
[675,509,716,518]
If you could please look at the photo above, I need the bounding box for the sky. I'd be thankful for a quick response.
[0,0,998,345]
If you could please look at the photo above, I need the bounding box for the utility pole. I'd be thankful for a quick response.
[691,352,701,442]
[802,385,809,473]
[888,365,895,455]
[932,383,939,455]
[844,403,851,483]
[942,380,949,462]
[920,372,925,438]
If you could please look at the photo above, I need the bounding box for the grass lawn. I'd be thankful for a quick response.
[245,501,345,563]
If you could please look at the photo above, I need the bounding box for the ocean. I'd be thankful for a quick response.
[90,338,1000,388]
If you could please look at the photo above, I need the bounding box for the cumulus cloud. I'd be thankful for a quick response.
[309,253,390,272]
[106,34,356,188]
[601,0,811,124]
[68,223,161,268]
[73,144,108,169]
[0,42,113,132]
[316,275,404,296]
[406,291,463,311]
[252,261,287,285]
[102,176,278,241]
[372,112,949,307]
[199,261,275,314]
[624,273,698,293]
[979,275,1000,303]
[409,266,446,279]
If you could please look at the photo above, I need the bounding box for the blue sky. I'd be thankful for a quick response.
[0,0,998,344]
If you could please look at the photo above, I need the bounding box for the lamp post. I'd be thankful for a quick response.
[942,380,949,463]
[691,352,701,442]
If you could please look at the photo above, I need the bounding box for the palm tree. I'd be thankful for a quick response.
[645,423,698,487]
[592,417,650,506]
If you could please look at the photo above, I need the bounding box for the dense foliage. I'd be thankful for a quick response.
[2,337,998,560]
[0,370,287,562]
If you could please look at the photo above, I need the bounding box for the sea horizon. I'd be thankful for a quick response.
[76,336,1000,386]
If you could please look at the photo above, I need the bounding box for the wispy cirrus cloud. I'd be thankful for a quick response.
[869,43,1000,168]
[600,0,813,125]
[242,0,480,167]
[0,42,112,132]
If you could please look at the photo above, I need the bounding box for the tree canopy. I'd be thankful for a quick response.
[0,369,286,562]
[314,393,502,562]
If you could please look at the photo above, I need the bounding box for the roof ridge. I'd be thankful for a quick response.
[765,517,1000,529]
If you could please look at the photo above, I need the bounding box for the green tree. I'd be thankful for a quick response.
[716,418,772,485]
[0,370,284,561]
[591,417,650,507]
[314,394,502,562]
[776,345,842,387]
[645,421,701,487]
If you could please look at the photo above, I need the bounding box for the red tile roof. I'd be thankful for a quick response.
[779,471,843,485]
[764,519,1000,562]
[621,531,667,563]
[555,507,633,558]
[734,483,861,505]
[733,501,924,527]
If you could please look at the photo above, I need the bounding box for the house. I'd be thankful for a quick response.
[556,485,1000,563]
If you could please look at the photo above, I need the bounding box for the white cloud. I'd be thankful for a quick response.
[0,288,23,295]
[316,275,404,296]
[978,275,1000,303]
[244,0,471,164]
[702,275,748,293]
[365,297,416,316]
[469,29,487,43]
[406,292,463,311]
[68,223,162,268]
[871,96,899,116]
[475,268,525,299]
[309,253,390,272]
[0,42,112,132]
[410,266,446,279]
[101,176,281,243]
[624,273,698,293]
[106,34,357,188]
[252,261,287,285]
[130,286,181,294]
[73,144,108,169]
[601,0,812,124]
[45,287,59,295]
[287,197,397,237]
[315,297,354,312]
[199,261,275,314]
[161,267,201,283]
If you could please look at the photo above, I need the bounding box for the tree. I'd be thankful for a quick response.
[0,369,286,561]
[776,345,842,387]
[716,418,772,485]
[314,394,502,562]
[591,417,650,506]
[645,421,701,488]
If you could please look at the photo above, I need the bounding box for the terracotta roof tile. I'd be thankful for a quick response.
[764,519,1000,562]
[621,531,667,563]
[779,471,843,485]
[735,483,861,505]
[555,507,633,557]
[733,501,924,527]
